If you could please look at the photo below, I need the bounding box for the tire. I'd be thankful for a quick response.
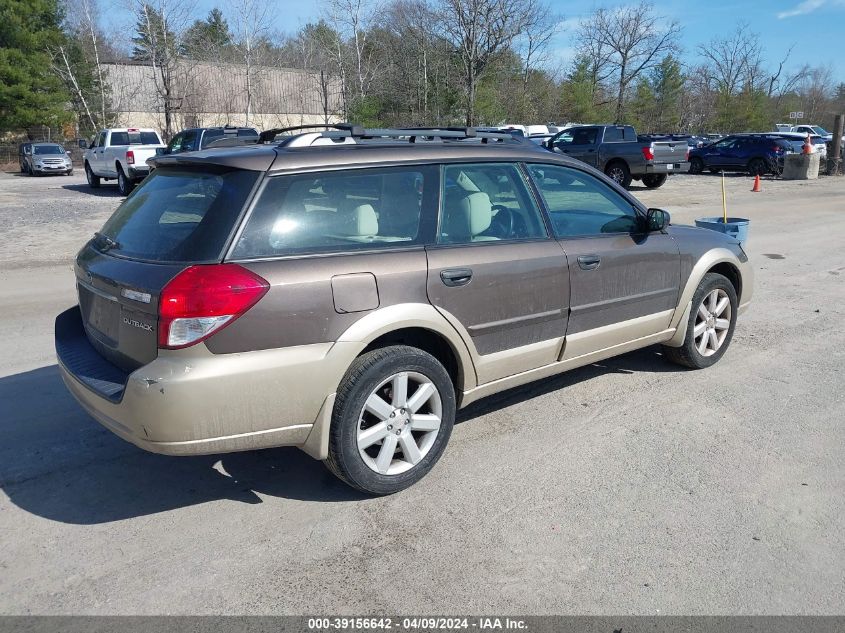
[642,173,667,189]
[66,169,73,176]
[663,272,738,369]
[689,157,704,174]
[604,161,632,189]
[117,166,134,196]
[747,158,767,176]
[85,162,100,188]
[325,345,456,495]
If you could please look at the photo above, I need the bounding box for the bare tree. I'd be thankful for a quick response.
[130,0,196,139]
[577,1,681,123]
[230,0,273,126]
[697,23,763,97]
[437,0,535,126]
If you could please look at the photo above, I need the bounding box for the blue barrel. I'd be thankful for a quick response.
[695,217,750,246]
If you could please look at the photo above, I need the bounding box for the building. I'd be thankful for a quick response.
[103,60,343,136]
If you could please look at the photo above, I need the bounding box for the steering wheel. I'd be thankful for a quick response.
[489,204,515,238]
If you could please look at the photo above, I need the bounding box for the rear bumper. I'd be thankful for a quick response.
[127,166,150,180]
[646,161,689,174]
[55,306,342,456]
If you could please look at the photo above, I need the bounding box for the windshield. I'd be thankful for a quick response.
[96,168,259,263]
[811,126,828,135]
[33,145,65,155]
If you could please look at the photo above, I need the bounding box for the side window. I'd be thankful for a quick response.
[232,166,435,259]
[603,127,622,142]
[168,133,184,153]
[438,163,547,244]
[181,129,199,151]
[96,132,107,148]
[527,164,641,237]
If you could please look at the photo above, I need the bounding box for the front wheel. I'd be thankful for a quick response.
[642,173,667,189]
[605,161,632,189]
[663,272,738,369]
[326,345,456,495]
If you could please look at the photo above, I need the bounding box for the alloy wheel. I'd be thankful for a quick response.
[608,167,625,184]
[356,371,442,475]
[694,289,732,356]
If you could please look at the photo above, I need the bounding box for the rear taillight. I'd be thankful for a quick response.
[158,264,269,349]
[641,145,654,161]
[685,147,690,161]
[126,150,135,165]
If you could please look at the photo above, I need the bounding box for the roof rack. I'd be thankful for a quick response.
[258,123,357,144]
[262,124,525,147]
[321,126,524,144]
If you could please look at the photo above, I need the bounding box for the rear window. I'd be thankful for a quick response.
[232,166,435,259]
[110,131,161,146]
[96,169,259,263]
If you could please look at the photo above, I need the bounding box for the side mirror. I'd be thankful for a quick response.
[78,139,88,149]
[155,147,166,156]
[646,208,670,231]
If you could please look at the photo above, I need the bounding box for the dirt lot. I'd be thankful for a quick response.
[0,170,843,615]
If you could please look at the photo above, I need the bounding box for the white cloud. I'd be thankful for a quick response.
[777,0,843,18]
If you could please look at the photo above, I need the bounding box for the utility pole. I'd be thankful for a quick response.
[829,114,844,176]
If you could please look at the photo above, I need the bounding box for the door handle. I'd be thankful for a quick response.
[440,268,473,287]
[577,255,601,270]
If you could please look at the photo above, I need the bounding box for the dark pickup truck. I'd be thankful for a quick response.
[544,125,690,189]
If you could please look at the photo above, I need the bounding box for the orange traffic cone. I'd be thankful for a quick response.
[752,174,762,192]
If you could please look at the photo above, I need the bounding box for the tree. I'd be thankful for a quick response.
[632,54,684,132]
[0,0,72,132]
[182,8,232,60]
[130,0,193,139]
[560,54,612,123]
[436,0,540,126]
[576,1,681,123]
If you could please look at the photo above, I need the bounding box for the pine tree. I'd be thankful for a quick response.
[0,0,72,131]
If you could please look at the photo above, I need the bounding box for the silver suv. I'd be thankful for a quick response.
[55,126,753,494]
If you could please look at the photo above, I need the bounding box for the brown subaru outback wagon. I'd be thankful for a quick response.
[55,126,753,494]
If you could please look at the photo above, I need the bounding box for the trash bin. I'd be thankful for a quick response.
[695,217,750,247]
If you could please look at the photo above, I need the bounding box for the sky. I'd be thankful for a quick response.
[127,0,845,83]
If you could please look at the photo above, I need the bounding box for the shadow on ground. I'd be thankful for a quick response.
[61,183,124,197]
[0,347,682,524]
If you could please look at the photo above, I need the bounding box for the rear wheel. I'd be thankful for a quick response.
[689,157,704,174]
[747,158,767,176]
[642,173,667,189]
[604,161,632,189]
[117,166,134,196]
[85,162,100,188]
[663,273,738,369]
[326,345,456,495]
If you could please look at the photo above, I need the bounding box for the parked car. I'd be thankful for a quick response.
[21,142,73,176]
[18,142,32,173]
[83,128,166,195]
[55,125,753,494]
[162,126,259,155]
[688,134,794,175]
[768,132,828,158]
[544,124,690,189]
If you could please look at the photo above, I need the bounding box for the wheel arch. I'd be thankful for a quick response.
[666,248,749,346]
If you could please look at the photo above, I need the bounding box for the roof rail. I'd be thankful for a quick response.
[258,123,358,144]
[279,125,524,146]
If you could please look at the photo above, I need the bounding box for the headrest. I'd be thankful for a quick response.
[444,191,491,241]
[337,203,378,237]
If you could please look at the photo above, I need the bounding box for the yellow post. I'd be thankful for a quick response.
[721,170,728,223]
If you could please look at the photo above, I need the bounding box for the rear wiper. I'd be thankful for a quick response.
[93,231,120,251]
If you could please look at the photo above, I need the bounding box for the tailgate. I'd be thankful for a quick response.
[649,141,688,164]
[129,146,164,163]
[75,244,185,372]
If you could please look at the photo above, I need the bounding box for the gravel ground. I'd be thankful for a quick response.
[0,169,843,615]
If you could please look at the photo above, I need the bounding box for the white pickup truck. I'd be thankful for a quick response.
[83,128,166,195]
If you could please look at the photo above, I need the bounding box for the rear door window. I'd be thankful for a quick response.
[96,168,259,263]
[232,166,437,259]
